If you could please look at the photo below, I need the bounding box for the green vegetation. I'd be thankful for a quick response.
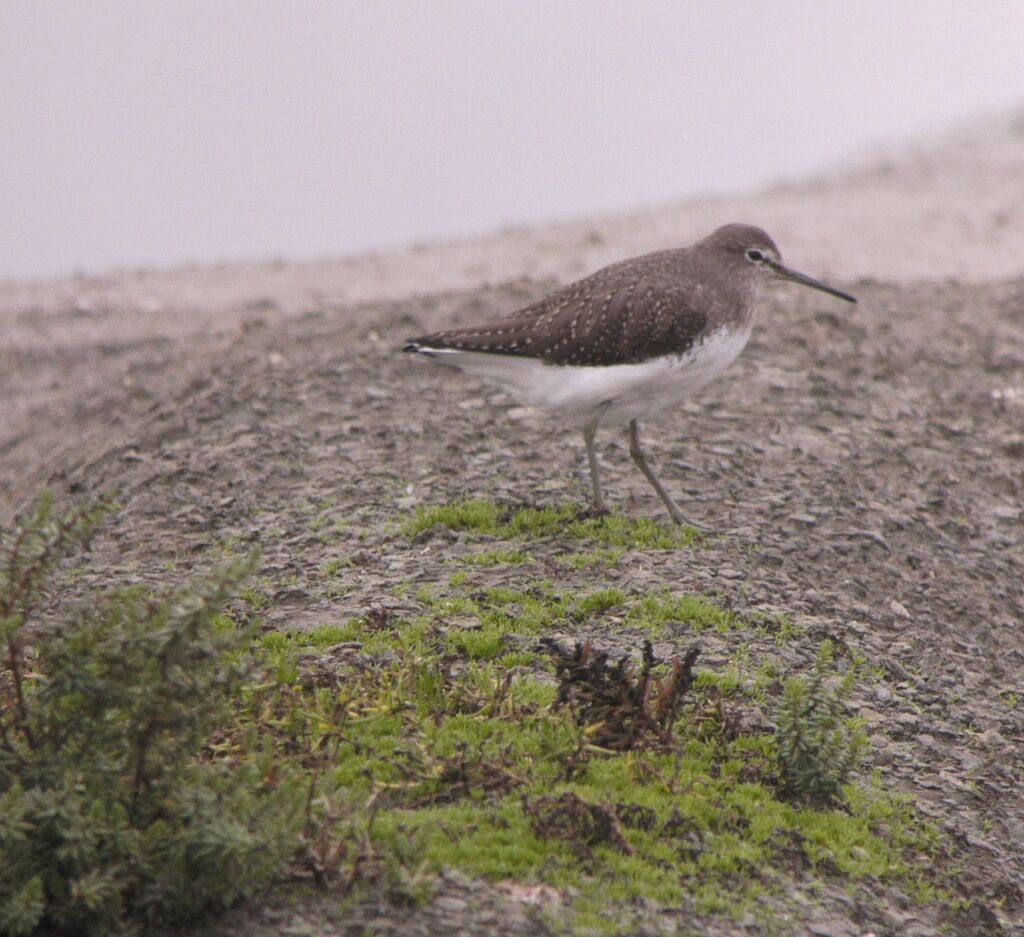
[0,494,301,937]
[624,590,739,634]
[557,546,625,569]
[250,620,944,933]
[321,556,355,576]
[460,547,533,567]
[240,576,272,611]
[244,570,944,929]
[399,577,746,663]
[774,641,870,804]
[405,498,700,548]
[374,761,941,926]
[0,494,951,935]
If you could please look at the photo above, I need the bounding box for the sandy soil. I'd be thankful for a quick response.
[1,111,1023,935]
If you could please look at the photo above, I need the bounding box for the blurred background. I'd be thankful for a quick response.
[3,0,1024,281]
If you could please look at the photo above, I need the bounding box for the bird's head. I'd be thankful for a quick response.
[701,223,857,304]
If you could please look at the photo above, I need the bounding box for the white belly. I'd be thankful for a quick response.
[423,326,752,426]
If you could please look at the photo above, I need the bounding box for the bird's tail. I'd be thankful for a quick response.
[403,341,461,358]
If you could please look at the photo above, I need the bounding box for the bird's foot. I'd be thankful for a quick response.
[664,503,713,533]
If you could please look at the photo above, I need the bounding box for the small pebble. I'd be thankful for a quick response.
[889,600,911,619]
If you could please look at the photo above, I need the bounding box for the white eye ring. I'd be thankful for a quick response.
[745,248,765,263]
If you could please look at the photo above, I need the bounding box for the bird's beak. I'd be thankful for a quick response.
[768,260,857,303]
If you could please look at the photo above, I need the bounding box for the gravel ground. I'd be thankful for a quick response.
[2,261,1023,934]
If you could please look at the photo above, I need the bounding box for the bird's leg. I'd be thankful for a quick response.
[628,419,710,530]
[582,417,606,512]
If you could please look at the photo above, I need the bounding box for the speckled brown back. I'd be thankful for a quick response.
[407,225,777,366]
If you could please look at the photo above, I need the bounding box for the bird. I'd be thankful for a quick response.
[403,223,856,527]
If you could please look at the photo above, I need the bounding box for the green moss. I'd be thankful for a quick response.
[414,583,437,605]
[625,591,739,635]
[239,583,948,933]
[694,666,746,696]
[557,547,625,569]
[307,623,351,646]
[998,689,1020,709]
[498,650,538,668]
[366,732,942,931]
[258,622,358,653]
[461,547,533,567]
[404,498,699,548]
[321,557,354,576]
[358,579,770,707]
[398,581,642,664]
[406,498,504,535]
[447,628,506,661]
[240,580,271,611]
[237,573,942,929]
[479,584,528,605]
[572,587,627,617]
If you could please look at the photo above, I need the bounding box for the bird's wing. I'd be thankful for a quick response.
[407,268,710,367]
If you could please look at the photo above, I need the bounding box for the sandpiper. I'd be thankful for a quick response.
[404,224,856,526]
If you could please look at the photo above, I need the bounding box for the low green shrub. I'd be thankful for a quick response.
[774,640,868,804]
[0,494,302,936]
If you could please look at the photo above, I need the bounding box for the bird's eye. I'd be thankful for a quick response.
[745,249,765,263]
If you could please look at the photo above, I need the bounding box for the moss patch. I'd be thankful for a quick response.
[405,498,700,549]
[625,591,740,634]
[405,577,737,662]
[246,588,951,934]
[460,547,533,567]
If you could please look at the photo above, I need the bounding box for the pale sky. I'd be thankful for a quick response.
[2,0,1024,280]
